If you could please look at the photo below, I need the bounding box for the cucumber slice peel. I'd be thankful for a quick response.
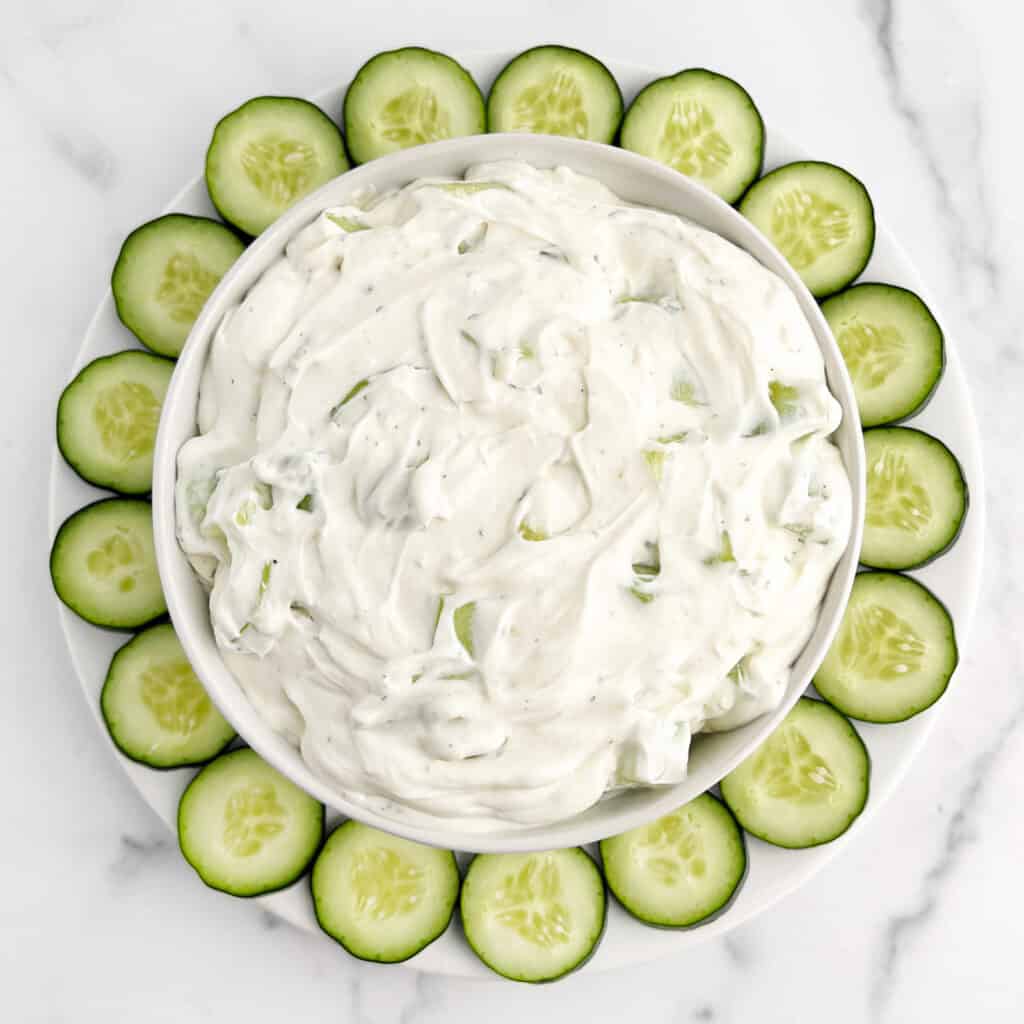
[620,68,764,204]
[720,697,870,848]
[861,427,967,570]
[50,498,166,629]
[739,161,875,298]
[177,748,324,897]
[101,623,235,768]
[487,45,623,143]
[206,96,350,236]
[343,48,485,165]
[57,350,174,494]
[460,847,606,982]
[821,283,944,427]
[112,214,245,358]
[311,820,459,963]
[600,793,746,927]
[815,572,958,722]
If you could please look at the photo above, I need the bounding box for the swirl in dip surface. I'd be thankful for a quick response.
[176,161,852,829]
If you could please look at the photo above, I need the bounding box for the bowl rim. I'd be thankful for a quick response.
[152,132,865,853]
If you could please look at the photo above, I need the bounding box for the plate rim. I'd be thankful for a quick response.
[47,48,985,979]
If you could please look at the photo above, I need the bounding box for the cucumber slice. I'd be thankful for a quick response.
[600,793,746,928]
[112,214,245,358]
[822,283,944,427]
[101,623,235,768]
[178,748,324,896]
[486,45,623,143]
[620,69,764,204]
[50,498,166,629]
[861,426,967,570]
[739,161,875,298]
[344,48,485,165]
[814,572,957,723]
[311,820,460,963]
[57,350,174,494]
[720,697,870,849]
[206,96,350,237]
[460,848,605,982]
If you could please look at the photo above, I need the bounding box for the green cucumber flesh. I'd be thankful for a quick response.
[720,697,870,848]
[822,283,944,427]
[739,161,875,298]
[620,68,764,204]
[178,748,324,897]
[861,426,967,570]
[600,793,746,927]
[460,847,606,982]
[50,498,166,629]
[814,572,957,723]
[112,214,245,358]
[486,45,623,144]
[206,96,350,236]
[344,48,485,165]
[311,820,459,963]
[57,350,174,494]
[101,623,235,768]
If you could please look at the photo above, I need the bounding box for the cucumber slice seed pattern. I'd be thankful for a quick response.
[866,449,933,534]
[87,529,147,594]
[223,782,288,857]
[140,658,215,735]
[240,137,319,205]
[511,70,588,137]
[491,856,572,949]
[770,189,852,270]
[93,382,160,462]
[837,602,927,680]
[379,85,452,146]
[749,724,839,803]
[351,847,425,920]
[836,319,906,391]
[156,251,220,324]
[656,99,732,180]
[634,808,708,886]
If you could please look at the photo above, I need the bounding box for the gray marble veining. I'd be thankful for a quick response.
[863,0,1002,306]
[108,833,173,881]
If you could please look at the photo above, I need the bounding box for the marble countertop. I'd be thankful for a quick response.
[3,0,1020,1019]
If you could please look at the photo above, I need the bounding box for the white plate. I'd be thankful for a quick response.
[48,52,984,978]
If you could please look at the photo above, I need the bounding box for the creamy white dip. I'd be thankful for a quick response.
[176,161,852,828]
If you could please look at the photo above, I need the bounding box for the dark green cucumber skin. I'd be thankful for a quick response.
[111,214,245,346]
[310,820,461,964]
[56,350,175,496]
[814,571,959,724]
[459,848,607,983]
[622,69,765,204]
[343,48,485,166]
[49,497,166,631]
[598,793,748,929]
[860,426,969,572]
[738,161,876,299]
[486,45,624,142]
[820,282,946,427]
[177,749,326,898]
[205,96,349,237]
[721,698,871,850]
[100,628,236,770]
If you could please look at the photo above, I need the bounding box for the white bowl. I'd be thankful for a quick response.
[152,133,865,854]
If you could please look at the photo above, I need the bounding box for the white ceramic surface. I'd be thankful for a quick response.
[37,39,988,992]
[152,131,866,853]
